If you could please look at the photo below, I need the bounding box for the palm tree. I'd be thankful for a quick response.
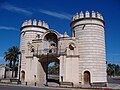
[4,46,19,78]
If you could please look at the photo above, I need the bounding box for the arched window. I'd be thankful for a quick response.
[44,33,58,54]
[69,43,75,50]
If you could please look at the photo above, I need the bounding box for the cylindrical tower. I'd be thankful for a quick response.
[70,11,107,86]
[20,19,49,72]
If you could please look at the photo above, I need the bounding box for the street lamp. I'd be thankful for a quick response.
[18,51,22,84]
[45,52,48,86]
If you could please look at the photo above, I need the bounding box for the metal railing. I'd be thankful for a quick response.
[33,48,66,57]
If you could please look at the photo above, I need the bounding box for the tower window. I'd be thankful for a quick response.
[69,43,75,50]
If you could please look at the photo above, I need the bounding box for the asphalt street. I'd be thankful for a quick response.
[0,85,63,90]
[0,77,120,90]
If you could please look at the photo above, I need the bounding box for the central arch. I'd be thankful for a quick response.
[45,57,60,85]
[38,54,60,85]
[37,30,60,85]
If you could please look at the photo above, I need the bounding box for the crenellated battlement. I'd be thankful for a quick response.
[21,19,49,29]
[71,11,104,22]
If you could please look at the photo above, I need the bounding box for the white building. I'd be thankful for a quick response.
[19,11,107,87]
[0,64,15,79]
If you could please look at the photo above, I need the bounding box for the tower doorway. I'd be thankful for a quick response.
[84,71,90,85]
[21,70,25,82]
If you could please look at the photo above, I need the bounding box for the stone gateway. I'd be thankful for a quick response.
[18,11,107,87]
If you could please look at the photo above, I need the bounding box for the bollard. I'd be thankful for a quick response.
[26,82,27,86]
[17,81,19,85]
[35,82,36,86]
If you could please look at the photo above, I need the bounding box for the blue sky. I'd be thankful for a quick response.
[0,0,120,65]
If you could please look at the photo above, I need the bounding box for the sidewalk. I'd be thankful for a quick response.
[0,82,113,90]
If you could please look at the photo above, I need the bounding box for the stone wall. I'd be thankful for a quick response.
[71,11,107,85]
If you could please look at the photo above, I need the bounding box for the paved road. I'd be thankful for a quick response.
[107,77,120,89]
[108,77,120,84]
[0,85,63,90]
[0,77,120,90]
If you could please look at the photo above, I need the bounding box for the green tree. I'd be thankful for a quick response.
[107,63,114,77]
[48,62,59,75]
[107,63,120,77]
[4,46,19,77]
[115,64,120,76]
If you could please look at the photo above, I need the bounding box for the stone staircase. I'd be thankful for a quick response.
[59,82,74,87]
[81,84,91,88]
[48,82,59,86]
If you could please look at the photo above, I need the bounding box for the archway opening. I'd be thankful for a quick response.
[47,61,59,84]
[84,71,90,85]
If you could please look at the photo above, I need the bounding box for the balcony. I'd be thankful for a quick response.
[33,49,66,58]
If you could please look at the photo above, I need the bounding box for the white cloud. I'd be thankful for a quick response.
[0,26,19,31]
[0,56,3,60]
[39,9,72,20]
[1,2,32,15]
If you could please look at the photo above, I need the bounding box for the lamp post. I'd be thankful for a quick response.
[45,52,48,86]
[18,51,22,84]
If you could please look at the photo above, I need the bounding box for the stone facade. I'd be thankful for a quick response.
[19,11,107,86]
